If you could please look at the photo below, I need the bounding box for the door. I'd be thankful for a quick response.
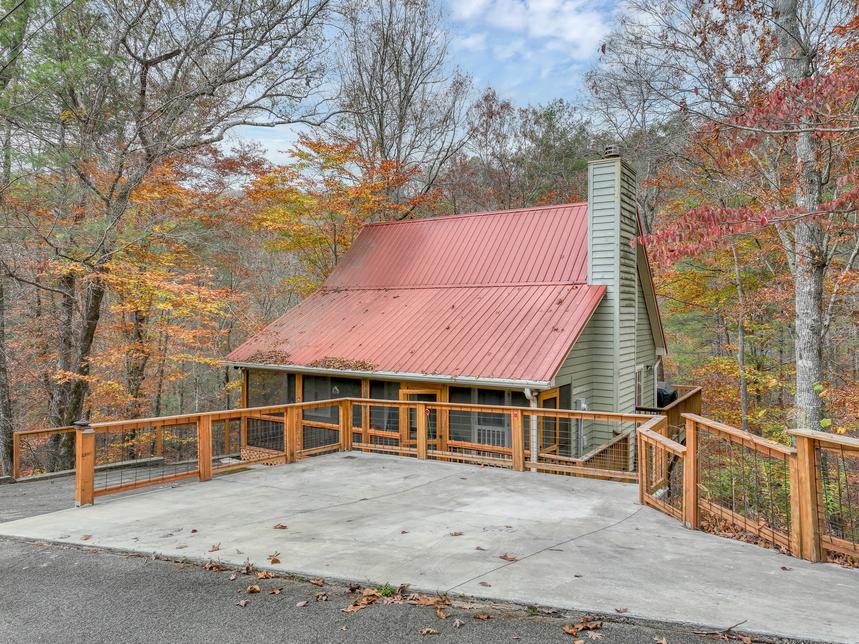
[399,387,440,448]
[538,388,560,454]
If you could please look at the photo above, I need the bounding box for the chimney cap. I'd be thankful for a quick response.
[603,144,621,158]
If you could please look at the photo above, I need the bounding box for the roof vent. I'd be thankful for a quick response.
[603,144,621,158]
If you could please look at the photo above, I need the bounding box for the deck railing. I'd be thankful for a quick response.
[636,385,702,441]
[13,398,665,505]
[638,414,859,563]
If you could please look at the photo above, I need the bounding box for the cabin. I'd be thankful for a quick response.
[224,150,666,460]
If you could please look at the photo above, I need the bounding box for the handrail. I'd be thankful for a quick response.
[636,385,702,415]
[789,428,859,451]
[685,413,796,456]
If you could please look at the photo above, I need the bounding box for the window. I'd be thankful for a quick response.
[448,387,528,446]
[247,369,295,407]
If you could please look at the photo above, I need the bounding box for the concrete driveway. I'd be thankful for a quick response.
[1,452,857,643]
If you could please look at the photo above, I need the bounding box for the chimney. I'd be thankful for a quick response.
[587,147,638,414]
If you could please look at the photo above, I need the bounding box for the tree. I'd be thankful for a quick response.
[605,0,859,431]
[0,0,331,433]
[248,135,427,294]
[333,0,471,212]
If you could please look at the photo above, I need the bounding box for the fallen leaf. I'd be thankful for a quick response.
[504,525,512,528]
[453,618,465,629]
[347,584,361,593]
[236,599,249,608]
[190,529,197,534]
[246,585,261,594]
[563,616,603,636]
[270,587,283,595]
[342,588,382,613]
[204,561,226,572]
[780,566,793,571]
[474,613,491,621]
[615,607,629,614]
[308,578,325,587]
[240,560,255,575]
[587,633,603,641]
[257,571,273,580]
[295,600,309,607]
[80,534,92,541]
[435,605,448,619]
[269,557,281,565]
[273,523,288,530]
[499,553,517,562]
[229,573,238,581]
[208,543,220,553]
[420,627,438,636]
[450,531,464,536]
[401,530,409,534]
[315,592,328,602]
[478,581,491,587]
[475,546,487,551]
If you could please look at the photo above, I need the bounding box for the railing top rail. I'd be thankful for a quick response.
[789,428,859,451]
[638,426,686,456]
[636,386,702,414]
[43,397,663,434]
[13,426,76,437]
[683,413,796,456]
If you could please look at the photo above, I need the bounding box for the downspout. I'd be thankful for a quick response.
[524,388,539,465]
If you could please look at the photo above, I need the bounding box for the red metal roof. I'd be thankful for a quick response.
[226,203,605,385]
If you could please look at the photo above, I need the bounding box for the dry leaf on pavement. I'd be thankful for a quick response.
[236,600,249,608]
[435,605,448,620]
[246,584,261,594]
[499,553,517,562]
[615,607,629,613]
[474,613,491,621]
[308,578,325,587]
[273,523,288,530]
[449,531,464,536]
[257,571,273,579]
[295,600,309,607]
[80,534,92,541]
[208,543,220,553]
[420,627,438,636]
[270,587,283,595]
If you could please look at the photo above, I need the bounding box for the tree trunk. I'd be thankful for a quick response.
[730,243,751,432]
[0,277,14,477]
[775,0,826,431]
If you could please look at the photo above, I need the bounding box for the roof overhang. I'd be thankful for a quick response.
[222,360,554,391]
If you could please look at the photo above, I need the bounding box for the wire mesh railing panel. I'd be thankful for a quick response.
[817,444,859,558]
[641,437,684,519]
[93,423,199,492]
[445,408,513,465]
[302,425,339,452]
[211,418,242,468]
[696,426,792,551]
[12,429,76,479]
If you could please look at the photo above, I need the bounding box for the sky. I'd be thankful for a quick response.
[228,0,617,163]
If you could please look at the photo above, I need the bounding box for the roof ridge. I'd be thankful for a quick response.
[320,281,590,292]
[364,202,587,228]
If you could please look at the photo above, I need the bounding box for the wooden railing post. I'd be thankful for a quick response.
[285,407,297,462]
[416,403,428,459]
[682,416,699,529]
[198,416,212,482]
[793,432,822,562]
[788,453,803,558]
[12,432,20,479]
[75,427,95,507]
[637,431,646,506]
[511,410,524,472]
[340,400,353,451]
[154,426,164,456]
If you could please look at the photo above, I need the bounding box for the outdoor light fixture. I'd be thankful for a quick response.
[332,385,340,395]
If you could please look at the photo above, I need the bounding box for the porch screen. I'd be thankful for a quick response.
[302,375,362,426]
[246,369,295,407]
[369,380,400,432]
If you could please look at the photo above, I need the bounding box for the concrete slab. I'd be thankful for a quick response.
[0,452,856,643]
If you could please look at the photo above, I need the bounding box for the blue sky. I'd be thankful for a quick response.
[229,0,616,162]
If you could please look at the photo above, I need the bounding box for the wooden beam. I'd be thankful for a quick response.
[511,409,524,472]
[683,416,699,529]
[75,428,95,507]
[198,416,212,482]
[794,432,822,562]
[416,403,428,459]
[340,400,353,451]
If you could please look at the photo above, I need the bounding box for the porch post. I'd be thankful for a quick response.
[416,403,428,459]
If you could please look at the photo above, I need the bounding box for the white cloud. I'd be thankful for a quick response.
[456,32,488,51]
[450,0,612,61]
